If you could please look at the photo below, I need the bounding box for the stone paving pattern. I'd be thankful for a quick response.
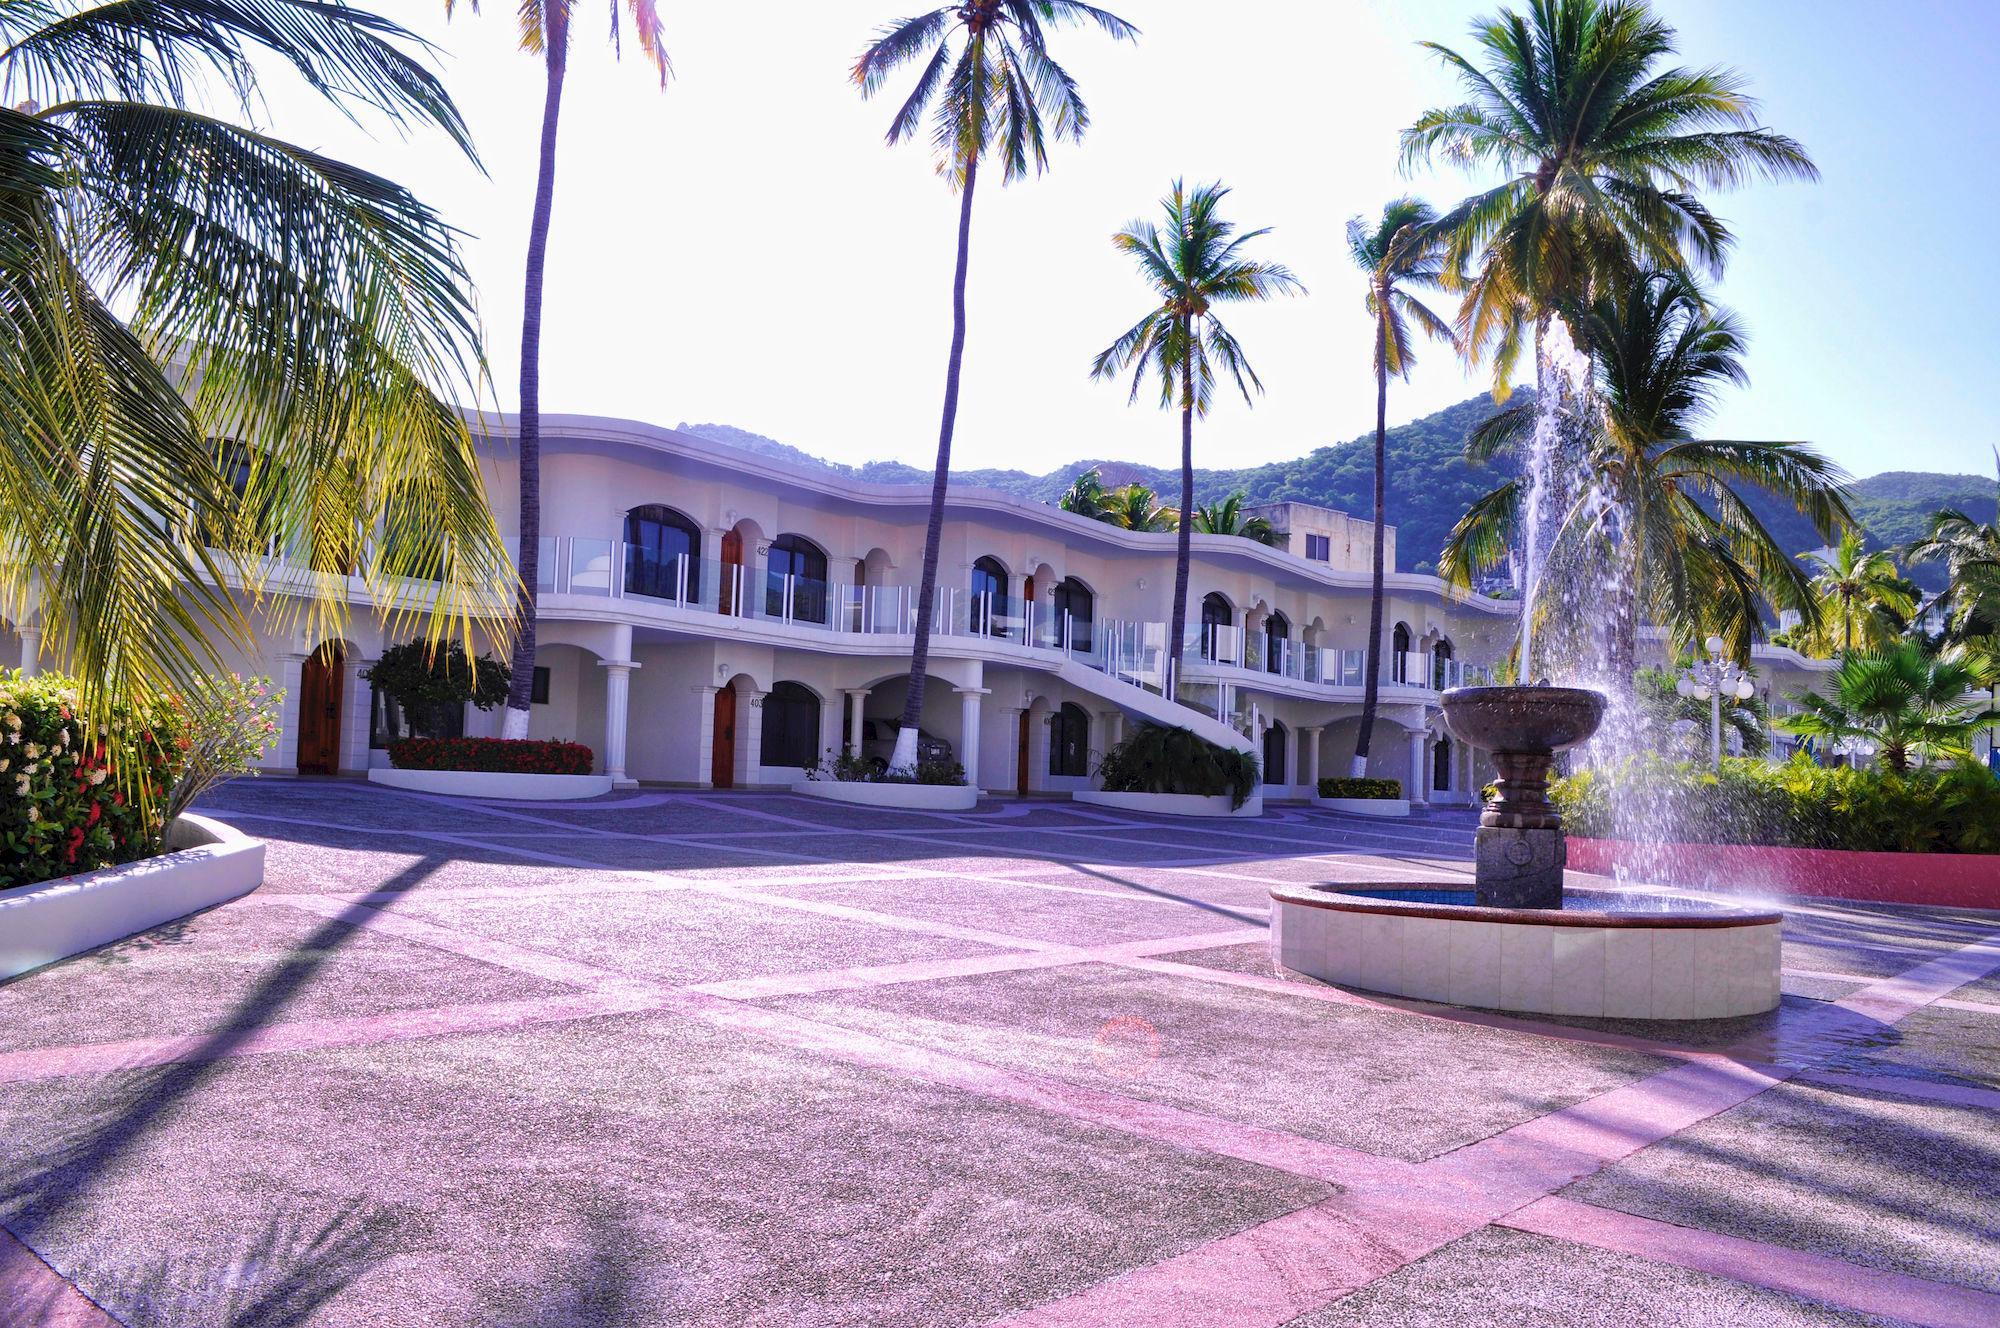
[1,781,1995,1327]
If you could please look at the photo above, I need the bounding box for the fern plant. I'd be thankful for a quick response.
[1094,724,1258,809]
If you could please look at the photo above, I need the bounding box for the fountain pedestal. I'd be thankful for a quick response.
[1441,687,1606,910]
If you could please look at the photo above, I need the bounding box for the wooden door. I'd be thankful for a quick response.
[1016,709,1031,796]
[298,645,343,774]
[719,528,744,616]
[711,686,737,789]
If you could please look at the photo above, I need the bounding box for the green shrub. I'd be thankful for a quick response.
[386,737,594,775]
[1,673,183,889]
[1095,724,1258,810]
[807,750,965,786]
[1317,777,1402,800]
[1551,754,2000,855]
[362,641,509,739]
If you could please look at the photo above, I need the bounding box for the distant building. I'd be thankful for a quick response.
[1242,501,1392,574]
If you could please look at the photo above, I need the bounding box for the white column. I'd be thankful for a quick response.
[15,625,40,678]
[1028,710,1051,791]
[845,688,869,756]
[1302,726,1322,794]
[1407,729,1429,807]
[599,658,640,786]
[690,684,719,788]
[738,688,768,785]
[343,656,375,773]
[1001,707,1024,794]
[273,652,307,773]
[955,687,986,787]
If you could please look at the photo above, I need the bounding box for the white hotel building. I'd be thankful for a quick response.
[0,411,1855,799]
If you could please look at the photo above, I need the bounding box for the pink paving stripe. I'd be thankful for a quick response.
[1498,1197,2000,1328]
[1792,1069,2000,1112]
[1831,935,2000,1024]
[0,1226,118,1327]
[0,990,666,1085]
[1933,995,2000,1016]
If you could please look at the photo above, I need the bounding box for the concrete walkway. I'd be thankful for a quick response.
[1,782,1995,1326]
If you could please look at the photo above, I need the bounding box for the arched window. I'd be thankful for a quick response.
[971,556,1009,637]
[1052,577,1093,652]
[1263,721,1288,786]
[1049,703,1090,777]
[767,534,829,624]
[1201,593,1234,662]
[624,505,701,602]
[1432,637,1455,690]
[1264,612,1290,675]
[760,682,821,770]
[1392,622,1413,683]
[1433,735,1452,792]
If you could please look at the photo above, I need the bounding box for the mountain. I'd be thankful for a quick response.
[677,400,1994,580]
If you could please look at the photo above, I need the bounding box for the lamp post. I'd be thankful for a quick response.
[1676,635,1756,771]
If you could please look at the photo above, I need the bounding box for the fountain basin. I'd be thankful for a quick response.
[1270,883,1781,1020]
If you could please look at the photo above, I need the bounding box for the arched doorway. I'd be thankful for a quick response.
[767,534,829,624]
[761,682,822,772]
[298,644,344,774]
[1432,637,1454,690]
[1264,612,1290,675]
[711,686,737,788]
[1016,709,1031,795]
[1201,593,1233,662]
[1052,577,1093,652]
[1433,735,1453,794]
[624,504,701,602]
[1263,721,1287,787]
[719,528,745,616]
[1392,622,1413,683]
[1049,703,1090,778]
[971,556,1008,637]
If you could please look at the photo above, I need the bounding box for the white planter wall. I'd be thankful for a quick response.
[790,780,978,811]
[1313,796,1412,818]
[1074,789,1263,819]
[367,768,614,801]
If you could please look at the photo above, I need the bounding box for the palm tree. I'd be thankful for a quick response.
[1346,198,1458,776]
[1441,267,1850,676]
[1091,181,1301,687]
[1906,471,2000,641]
[1403,0,1816,393]
[448,1,670,739]
[2,0,510,728]
[1188,493,1277,546]
[1782,641,1999,774]
[1057,467,1112,520]
[1100,483,1178,533]
[855,0,1136,772]
[1799,530,1919,655]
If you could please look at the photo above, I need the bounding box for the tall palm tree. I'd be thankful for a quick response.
[2,0,510,728]
[1346,197,1457,776]
[855,0,1136,772]
[447,1,670,739]
[1799,530,1918,655]
[1403,0,1816,393]
[1091,181,1301,687]
[1188,492,1277,546]
[1441,267,1850,675]
[1100,482,1177,532]
[1907,475,2000,642]
[1057,467,1112,520]
[1782,641,1999,774]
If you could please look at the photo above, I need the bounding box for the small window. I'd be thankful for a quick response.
[1305,534,1330,562]
[530,666,551,705]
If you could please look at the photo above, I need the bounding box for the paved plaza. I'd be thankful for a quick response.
[2,782,1997,1327]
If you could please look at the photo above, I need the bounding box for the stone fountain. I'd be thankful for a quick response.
[1439,684,1606,909]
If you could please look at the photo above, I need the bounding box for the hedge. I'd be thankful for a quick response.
[1096,725,1259,810]
[386,737,594,775]
[1317,777,1402,800]
[1552,754,2000,855]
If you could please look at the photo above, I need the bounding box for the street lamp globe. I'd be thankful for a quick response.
[1704,635,1726,657]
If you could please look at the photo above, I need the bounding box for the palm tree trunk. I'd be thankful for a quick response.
[1352,339,1388,778]
[893,150,980,773]
[1167,329,1195,703]
[502,35,567,740]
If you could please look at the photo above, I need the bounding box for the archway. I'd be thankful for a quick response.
[711,684,739,788]
[768,533,829,624]
[761,681,822,772]
[1049,702,1090,778]
[1200,593,1234,662]
[1264,611,1290,675]
[298,642,345,774]
[1263,721,1288,787]
[624,504,701,602]
[971,555,1009,637]
[1392,622,1413,683]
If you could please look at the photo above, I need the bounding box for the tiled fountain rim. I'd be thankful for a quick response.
[1268,881,1785,930]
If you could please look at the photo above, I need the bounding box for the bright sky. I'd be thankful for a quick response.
[266,1,2000,481]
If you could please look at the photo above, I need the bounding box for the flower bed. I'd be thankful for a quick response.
[1317,777,1403,800]
[385,737,594,775]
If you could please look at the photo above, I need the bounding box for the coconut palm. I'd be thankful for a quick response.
[1906,472,2000,641]
[1403,0,1816,392]
[855,0,1136,771]
[1,0,509,728]
[1798,530,1919,655]
[1091,181,1301,685]
[1188,492,1276,546]
[1440,267,1850,676]
[1100,483,1178,533]
[1782,641,1999,774]
[1346,197,1458,776]
[1057,467,1112,520]
[446,1,669,738]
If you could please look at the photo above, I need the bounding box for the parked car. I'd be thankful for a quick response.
[860,720,953,771]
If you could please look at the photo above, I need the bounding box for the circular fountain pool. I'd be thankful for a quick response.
[1269,882,1782,1021]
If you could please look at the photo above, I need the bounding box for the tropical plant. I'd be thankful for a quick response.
[1188,492,1275,545]
[1781,641,1999,774]
[386,736,593,775]
[1905,470,2000,642]
[163,674,284,826]
[446,0,671,739]
[1,0,512,734]
[1090,181,1301,683]
[1403,0,1817,392]
[1347,197,1458,775]
[1094,723,1258,809]
[1633,661,1767,758]
[1441,267,1850,674]
[1317,776,1402,800]
[1797,530,1920,655]
[1057,467,1112,520]
[854,0,1136,770]
[1100,482,1178,532]
[362,640,510,739]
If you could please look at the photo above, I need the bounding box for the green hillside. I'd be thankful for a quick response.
[677,398,1991,579]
